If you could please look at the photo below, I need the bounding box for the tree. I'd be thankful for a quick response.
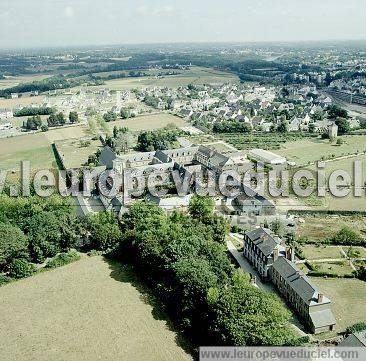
[27,212,64,262]
[330,227,363,246]
[308,123,315,133]
[69,111,79,123]
[327,105,348,119]
[41,124,49,132]
[335,118,350,135]
[0,223,29,271]
[56,112,66,125]
[114,131,134,154]
[120,108,130,119]
[188,196,215,224]
[47,112,66,127]
[208,272,297,346]
[24,115,42,130]
[336,138,344,146]
[103,110,117,122]
[270,219,285,237]
[311,109,324,121]
[87,212,122,251]
[277,119,288,133]
[345,322,366,336]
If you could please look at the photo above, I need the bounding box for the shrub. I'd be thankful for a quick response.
[8,258,36,279]
[345,322,366,336]
[45,251,81,269]
[328,227,364,246]
[0,275,13,286]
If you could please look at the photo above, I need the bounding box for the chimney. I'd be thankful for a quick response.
[318,293,324,303]
[286,247,295,262]
[273,248,279,262]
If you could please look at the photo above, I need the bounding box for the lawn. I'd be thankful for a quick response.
[277,135,366,166]
[301,245,344,260]
[304,154,366,211]
[309,277,366,332]
[309,261,354,277]
[55,137,102,169]
[110,113,187,132]
[0,256,192,361]
[342,246,366,259]
[0,94,45,109]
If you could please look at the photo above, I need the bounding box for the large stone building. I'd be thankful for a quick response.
[243,227,336,334]
[271,256,336,334]
[243,228,286,280]
[97,145,249,214]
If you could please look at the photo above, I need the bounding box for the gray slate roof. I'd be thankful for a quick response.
[246,228,280,257]
[234,192,274,207]
[310,309,336,329]
[272,257,330,306]
[340,331,366,347]
[98,147,117,169]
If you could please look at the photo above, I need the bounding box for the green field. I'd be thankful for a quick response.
[0,256,192,361]
[310,261,354,277]
[0,125,88,179]
[0,74,52,90]
[297,216,366,242]
[74,67,238,91]
[309,277,366,332]
[55,137,102,169]
[302,245,344,260]
[277,135,366,166]
[109,113,187,132]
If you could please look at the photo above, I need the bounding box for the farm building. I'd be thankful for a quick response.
[248,149,287,166]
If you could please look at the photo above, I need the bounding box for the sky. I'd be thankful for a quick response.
[0,0,365,48]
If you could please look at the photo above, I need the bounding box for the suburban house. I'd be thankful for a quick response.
[271,256,336,334]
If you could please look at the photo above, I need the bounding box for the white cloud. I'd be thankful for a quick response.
[63,6,75,18]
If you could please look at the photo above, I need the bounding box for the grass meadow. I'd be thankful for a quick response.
[0,256,192,361]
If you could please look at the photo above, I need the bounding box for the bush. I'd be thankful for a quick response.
[307,271,339,278]
[345,322,366,336]
[328,227,364,246]
[8,258,36,279]
[45,251,81,269]
[0,275,13,286]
